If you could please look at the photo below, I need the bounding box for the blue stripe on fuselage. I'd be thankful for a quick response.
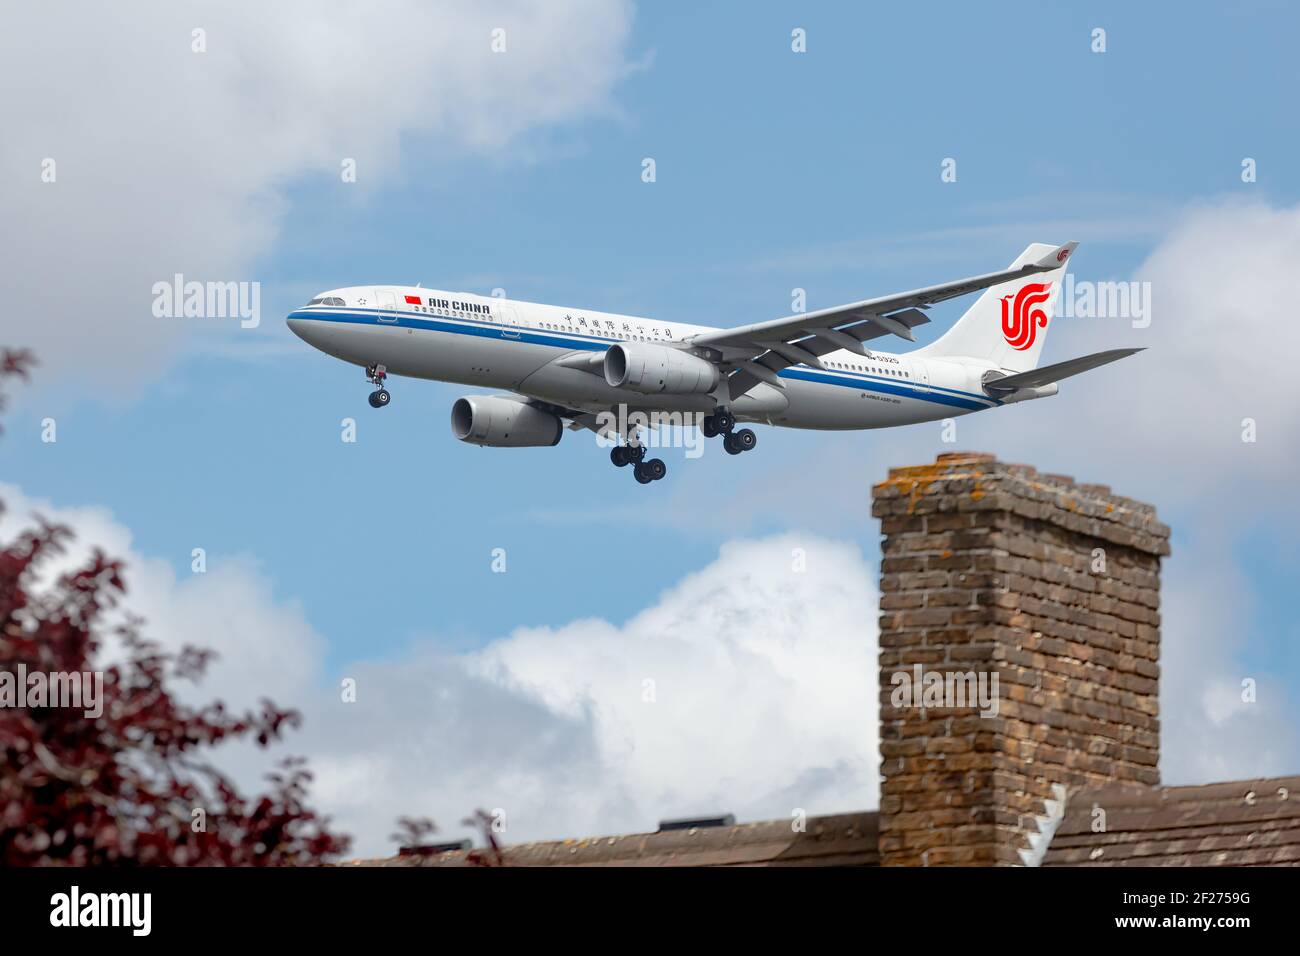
[286,307,997,411]
[779,368,988,411]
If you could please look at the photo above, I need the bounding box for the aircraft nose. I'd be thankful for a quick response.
[286,315,310,341]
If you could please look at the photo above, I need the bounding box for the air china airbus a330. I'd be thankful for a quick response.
[287,242,1140,485]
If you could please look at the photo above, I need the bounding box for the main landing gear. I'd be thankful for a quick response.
[702,408,757,457]
[610,442,667,484]
[365,363,390,408]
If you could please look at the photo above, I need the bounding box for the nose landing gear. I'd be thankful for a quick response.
[365,363,391,408]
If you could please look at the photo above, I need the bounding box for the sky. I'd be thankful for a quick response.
[2,0,1300,856]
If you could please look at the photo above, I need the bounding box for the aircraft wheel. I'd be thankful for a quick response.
[714,410,735,433]
[369,389,391,408]
[701,416,719,438]
[611,446,630,467]
[734,428,757,452]
[723,433,743,456]
[645,458,667,481]
[634,463,653,484]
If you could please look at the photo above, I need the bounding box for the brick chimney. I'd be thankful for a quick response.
[872,452,1171,866]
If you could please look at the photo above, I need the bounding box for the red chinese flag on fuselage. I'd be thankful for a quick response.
[404,295,421,305]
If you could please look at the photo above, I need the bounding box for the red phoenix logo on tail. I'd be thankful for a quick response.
[1000,282,1053,351]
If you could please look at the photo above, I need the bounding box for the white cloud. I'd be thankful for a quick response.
[0,483,877,857]
[1157,525,1299,785]
[0,0,636,397]
[0,483,322,715]
[1037,198,1300,502]
[463,535,878,829]
[294,532,879,856]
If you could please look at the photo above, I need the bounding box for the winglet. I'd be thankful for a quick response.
[1035,241,1078,270]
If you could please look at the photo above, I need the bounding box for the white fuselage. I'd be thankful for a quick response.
[286,286,1022,429]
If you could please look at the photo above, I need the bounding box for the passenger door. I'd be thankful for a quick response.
[500,304,521,339]
[376,289,398,324]
[912,359,930,393]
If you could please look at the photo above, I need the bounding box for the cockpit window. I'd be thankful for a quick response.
[307,297,325,305]
[306,296,346,306]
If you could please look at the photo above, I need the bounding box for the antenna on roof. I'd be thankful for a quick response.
[657,814,736,832]
[397,839,471,858]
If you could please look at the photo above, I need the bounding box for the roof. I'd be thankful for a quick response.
[1043,775,1300,866]
[347,811,879,867]
[350,775,1300,867]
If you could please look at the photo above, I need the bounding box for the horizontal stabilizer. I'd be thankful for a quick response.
[984,347,1144,391]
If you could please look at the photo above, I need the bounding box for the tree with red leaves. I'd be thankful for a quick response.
[0,350,351,865]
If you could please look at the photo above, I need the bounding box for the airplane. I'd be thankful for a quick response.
[286,242,1141,485]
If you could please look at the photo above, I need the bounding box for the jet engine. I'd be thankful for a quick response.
[450,396,563,447]
[603,342,720,395]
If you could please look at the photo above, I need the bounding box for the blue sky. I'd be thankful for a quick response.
[3,1,1299,850]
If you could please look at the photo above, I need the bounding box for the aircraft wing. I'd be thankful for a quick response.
[687,242,1077,400]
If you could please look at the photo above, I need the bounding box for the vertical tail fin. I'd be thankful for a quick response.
[916,242,1074,372]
